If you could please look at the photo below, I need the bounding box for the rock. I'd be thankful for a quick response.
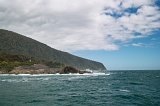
[60,66,92,74]
[60,66,79,74]
[79,70,91,74]
[5,64,91,74]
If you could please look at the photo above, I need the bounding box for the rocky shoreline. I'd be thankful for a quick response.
[0,64,91,74]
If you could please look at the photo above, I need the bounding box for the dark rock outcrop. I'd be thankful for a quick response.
[60,66,92,74]
[79,70,91,74]
[60,66,79,74]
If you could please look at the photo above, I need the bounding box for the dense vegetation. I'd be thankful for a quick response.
[0,53,36,72]
[0,29,106,70]
[0,53,65,72]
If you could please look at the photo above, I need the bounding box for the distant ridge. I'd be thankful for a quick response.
[0,29,106,70]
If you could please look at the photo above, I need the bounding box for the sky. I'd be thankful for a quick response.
[0,0,160,70]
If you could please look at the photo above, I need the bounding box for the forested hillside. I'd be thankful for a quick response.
[0,29,106,70]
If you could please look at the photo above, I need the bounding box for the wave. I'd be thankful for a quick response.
[0,73,110,82]
[119,89,130,92]
[0,77,51,82]
[0,72,110,76]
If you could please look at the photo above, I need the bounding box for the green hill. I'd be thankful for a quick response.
[0,29,106,70]
[0,53,65,72]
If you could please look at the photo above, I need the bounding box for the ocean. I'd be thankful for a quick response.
[0,71,160,106]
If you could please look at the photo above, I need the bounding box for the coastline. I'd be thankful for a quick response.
[0,64,93,74]
[0,73,108,76]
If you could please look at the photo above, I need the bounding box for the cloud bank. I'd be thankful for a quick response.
[0,0,160,51]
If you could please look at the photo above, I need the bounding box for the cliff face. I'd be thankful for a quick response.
[0,29,106,70]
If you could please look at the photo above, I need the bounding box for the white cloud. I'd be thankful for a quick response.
[132,43,144,47]
[0,0,159,51]
[131,42,155,48]
[122,0,154,8]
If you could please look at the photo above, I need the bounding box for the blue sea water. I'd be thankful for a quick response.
[0,71,160,106]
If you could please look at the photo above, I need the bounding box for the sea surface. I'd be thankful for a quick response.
[0,71,160,106]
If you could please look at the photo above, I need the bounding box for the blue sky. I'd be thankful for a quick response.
[0,0,160,70]
[73,1,160,70]
[73,30,160,70]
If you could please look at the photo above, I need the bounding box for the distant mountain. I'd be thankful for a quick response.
[0,29,106,70]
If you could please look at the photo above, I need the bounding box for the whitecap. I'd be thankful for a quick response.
[1,79,28,82]
[68,75,91,80]
[0,72,109,76]
[119,89,130,92]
